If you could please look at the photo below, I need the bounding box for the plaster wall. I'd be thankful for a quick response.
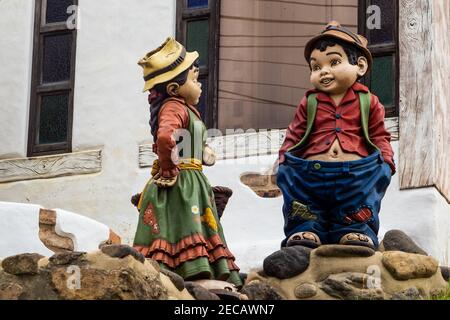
[0,0,35,158]
[1,140,449,270]
[0,0,176,243]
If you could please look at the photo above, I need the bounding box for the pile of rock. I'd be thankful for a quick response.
[1,230,448,300]
[0,245,193,300]
[243,230,449,300]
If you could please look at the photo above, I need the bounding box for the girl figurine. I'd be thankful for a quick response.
[133,38,242,287]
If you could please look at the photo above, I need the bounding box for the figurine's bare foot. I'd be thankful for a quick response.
[286,231,321,249]
[154,173,177,188]
[339,233,375,250]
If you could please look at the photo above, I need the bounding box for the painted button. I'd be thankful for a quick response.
[335,127,342,133]
[336,114,341,119]
[314,163,321,170]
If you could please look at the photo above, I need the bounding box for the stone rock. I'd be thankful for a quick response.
[382,251,438,280]
[209,289,245,300]
[0,250,194,300]
[0,283,24,300]
[440,266,450,281]
[321,272,385,300]
[315,245,375,258]
[294,283,317,299]
[391,287,422,300]
[185,282,220,300]
[263,246,311,279]
[380,230,428,255]
[160,268,185,291]
[241,280,284,300]
[49,251,86,266]
[100,244,145,263]
[1,253,44,275]
[39,209,75,253]
[246,245,448,300]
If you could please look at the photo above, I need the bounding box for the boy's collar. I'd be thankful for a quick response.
[306,82,369,105]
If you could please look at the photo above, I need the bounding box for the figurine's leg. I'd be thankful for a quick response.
[328,152,392,249]
[277,161,331,247]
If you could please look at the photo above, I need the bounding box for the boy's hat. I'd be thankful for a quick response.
[304,21,372,70]
[138,37,199,92]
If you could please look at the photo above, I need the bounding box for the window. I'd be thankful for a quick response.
[358,0,399,117]
[176,0,220,128]
[28,0,78,156]
[217,0,359,131]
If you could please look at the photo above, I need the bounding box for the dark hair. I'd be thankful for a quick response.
[149,59,199,140]
[309,37,364,67]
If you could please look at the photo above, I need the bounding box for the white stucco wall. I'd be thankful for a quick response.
[0,1,448,271]
[0,0,177,245]
[0,0,35,158]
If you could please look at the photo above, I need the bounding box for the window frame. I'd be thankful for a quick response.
[176,0,220,129]
[358,0,399,118]
[28,0,78,157]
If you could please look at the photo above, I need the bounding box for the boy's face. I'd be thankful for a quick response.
[309,44,366,96]
[177,66,202,106]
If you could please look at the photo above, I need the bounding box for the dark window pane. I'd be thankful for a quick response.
[197,77,208,121]
[370,55,394,108]
[38,94,69,144]
[367,0,395,44]
[42,34,72,83]
[186,20,209,67]
[46,0,75,24]
[187,0,208,9]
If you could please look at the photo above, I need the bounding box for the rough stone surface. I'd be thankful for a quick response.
[315,245,375,258]
[294,283,317,299]
[185,282,220,300]
[0,283,24,300]
[0,248,194,300]
[380,230,428,255]
[1,253,44,275]
[246,243,448,300]
[100,244,145,263]
[382,251,438,280]
[321,272,385,300]
[160,268,185,291]
[49,252,86,266]
[391,287,422,300]
[263,246,311,279]
[241,280,284,300]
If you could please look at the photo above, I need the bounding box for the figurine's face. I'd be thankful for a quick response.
[177,66,202,105]
[309,44,367,95]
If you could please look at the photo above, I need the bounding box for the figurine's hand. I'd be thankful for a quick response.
[154,173,178,188]
[203,145,216,166]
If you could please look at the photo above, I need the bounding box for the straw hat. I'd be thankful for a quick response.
[138,37,199,92]
[304,21,372,70]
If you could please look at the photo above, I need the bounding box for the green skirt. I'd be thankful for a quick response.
[133,169,242,287]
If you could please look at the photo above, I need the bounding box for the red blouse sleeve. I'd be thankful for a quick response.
[156,101,189,178]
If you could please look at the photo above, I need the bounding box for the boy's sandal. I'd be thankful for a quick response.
[286,232,321,249]
[339,233,375,250]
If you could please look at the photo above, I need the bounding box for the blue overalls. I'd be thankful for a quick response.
[277,150,392,248]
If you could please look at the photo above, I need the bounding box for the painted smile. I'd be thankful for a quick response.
[320,77,334,86]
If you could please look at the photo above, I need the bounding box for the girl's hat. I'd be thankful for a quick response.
[304,21,373,70]
[138,37,199,92]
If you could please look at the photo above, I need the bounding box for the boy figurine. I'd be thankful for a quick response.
[276,21,395,250]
